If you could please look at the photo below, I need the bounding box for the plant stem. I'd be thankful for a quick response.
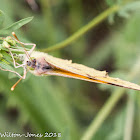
[123,93,135,140]
[81,88,125,140]
[39,5,120,52]
[81,56,140,140]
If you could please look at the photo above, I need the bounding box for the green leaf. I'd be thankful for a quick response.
[1,50,12,63]
[118,2,140,18]
[0,60,14,71]
[0,10,5,28]
[0,16,33,35]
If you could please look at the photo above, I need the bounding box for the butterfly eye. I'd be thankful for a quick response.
[27,61,31,66]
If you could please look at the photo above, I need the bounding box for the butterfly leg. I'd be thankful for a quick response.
[0,66,23,78]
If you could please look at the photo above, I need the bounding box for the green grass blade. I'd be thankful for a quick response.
[0,16,33,35]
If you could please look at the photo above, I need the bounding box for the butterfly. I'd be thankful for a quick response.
[26,51,140,91]
[1,32,140,91]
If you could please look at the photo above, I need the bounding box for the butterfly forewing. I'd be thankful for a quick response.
[30,51,140,91]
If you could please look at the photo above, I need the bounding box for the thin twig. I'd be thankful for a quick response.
[123,93,135,140]
[39,5,120,52]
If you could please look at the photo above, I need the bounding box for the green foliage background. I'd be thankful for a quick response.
[0,0,140,140]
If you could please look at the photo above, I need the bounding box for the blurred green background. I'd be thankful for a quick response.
[0,0,140,140]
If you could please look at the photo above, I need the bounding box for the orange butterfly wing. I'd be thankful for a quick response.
[30,51,140,90]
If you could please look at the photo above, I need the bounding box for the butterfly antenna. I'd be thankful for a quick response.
[11,68,28,91]
[11,77,23,91]
[12,32,31,60]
